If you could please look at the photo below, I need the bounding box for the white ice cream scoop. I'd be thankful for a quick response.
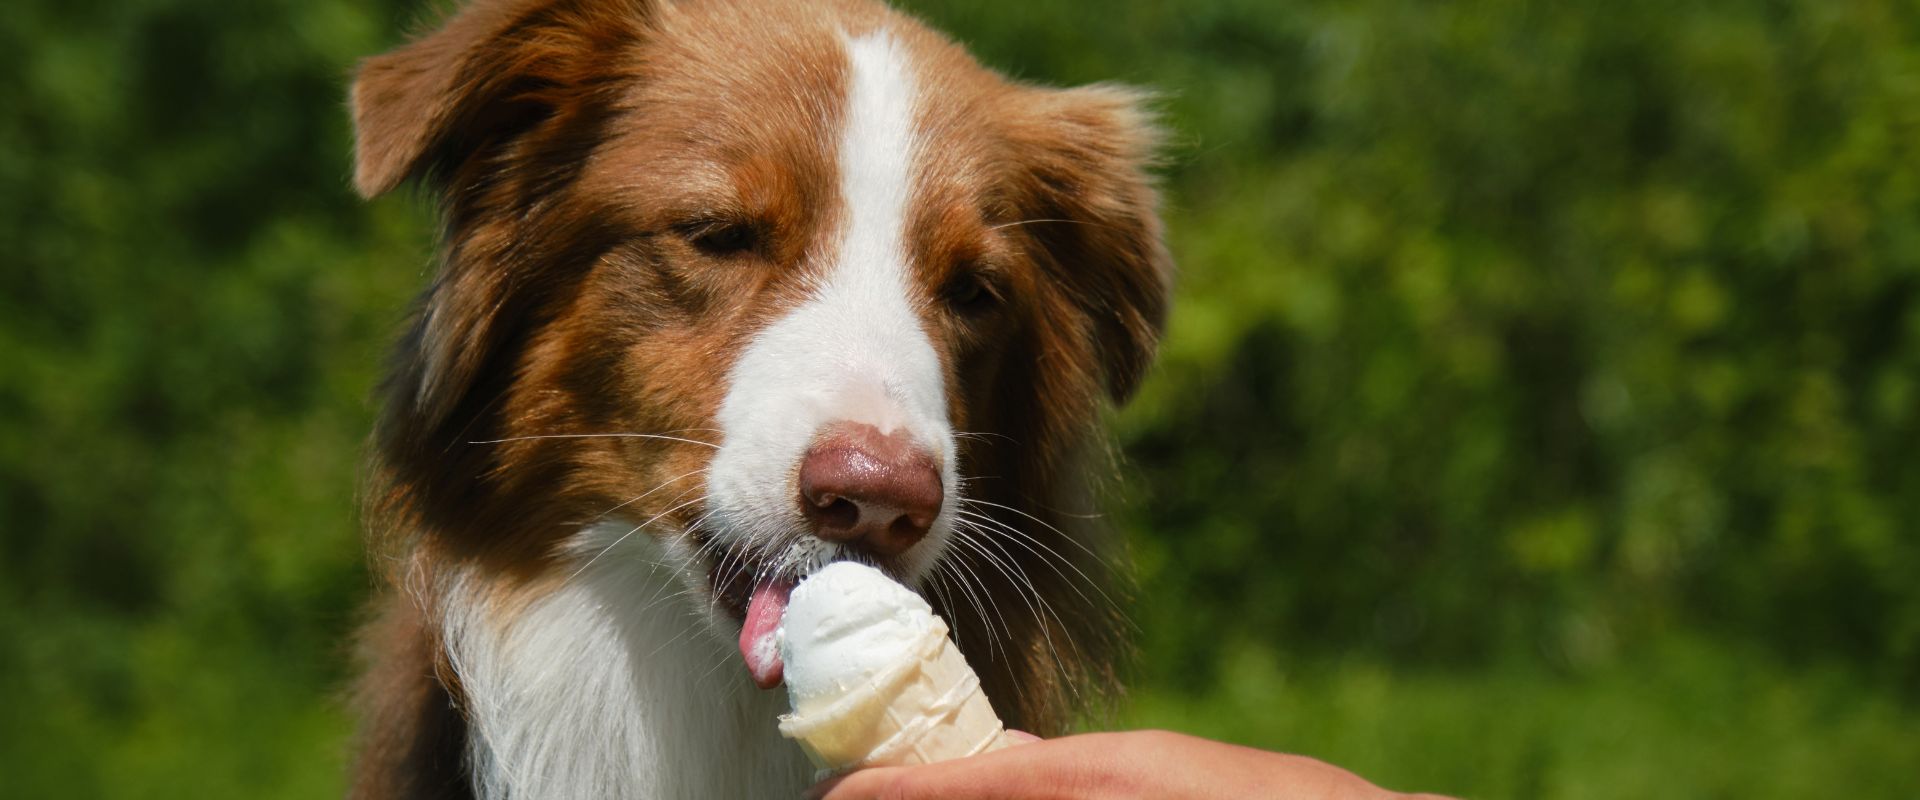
[778,561,941,714]
[773,562,1022,772]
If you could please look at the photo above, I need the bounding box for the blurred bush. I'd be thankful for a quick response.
[2,0,1915,797]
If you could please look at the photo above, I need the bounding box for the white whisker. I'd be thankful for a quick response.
[951,430,1017,445]
[930,550,1003,663]
[587,468,708,522]
[567,489,706,583]
[963,497,1106,562]
[950,520,1080,700]
[957,520,1085,702]
[955,506,1119,618]
[986,217,1124,234]
[921,572,965,652]
[938,526,1015,663]
[470,432,720,449]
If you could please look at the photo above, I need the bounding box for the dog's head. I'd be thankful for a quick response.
[354,0,1167,731]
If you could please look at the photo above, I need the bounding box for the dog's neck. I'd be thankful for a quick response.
[442,523,813,798]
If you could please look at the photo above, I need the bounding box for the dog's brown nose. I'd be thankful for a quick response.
[798,422,943,557]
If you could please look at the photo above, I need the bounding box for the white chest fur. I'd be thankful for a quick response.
[443,524,813,799]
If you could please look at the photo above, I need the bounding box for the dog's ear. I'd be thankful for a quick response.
[354,0,653,481]
[1008,85,1173,403]
[349,0,651,198]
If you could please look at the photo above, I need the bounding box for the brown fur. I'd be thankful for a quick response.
[347,1,1169,796]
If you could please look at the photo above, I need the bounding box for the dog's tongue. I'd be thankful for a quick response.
[739,577,794,690]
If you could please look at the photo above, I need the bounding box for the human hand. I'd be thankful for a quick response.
[806,729,1451,800]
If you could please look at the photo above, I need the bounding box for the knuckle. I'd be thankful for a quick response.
[1064,734,1157,798]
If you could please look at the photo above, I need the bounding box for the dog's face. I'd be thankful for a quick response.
[354,0,1166,720]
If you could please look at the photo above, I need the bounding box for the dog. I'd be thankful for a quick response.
[346,0,1169,796]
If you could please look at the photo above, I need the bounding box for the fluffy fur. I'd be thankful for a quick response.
[346,0,1170,797]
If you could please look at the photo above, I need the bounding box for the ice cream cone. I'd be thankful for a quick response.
[778,619,1020,771]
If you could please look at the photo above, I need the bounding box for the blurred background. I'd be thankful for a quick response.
[3,0,1917,796]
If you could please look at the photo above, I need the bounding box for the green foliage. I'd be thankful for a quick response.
[920,0,1920,673]
[0,1,423,794]
[3,0,1916,797]
[1124,637,1920,799]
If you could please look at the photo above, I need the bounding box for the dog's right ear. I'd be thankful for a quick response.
[354,0,657,488]
[349,0,652,198]
[350,0,532,198]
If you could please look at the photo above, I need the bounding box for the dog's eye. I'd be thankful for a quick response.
[680,220,762,258]
[942,270,1002,316]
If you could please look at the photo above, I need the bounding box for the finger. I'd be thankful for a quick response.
[807,766,915,800]
[810,744,1031,799]
[807,734,1124,800]
[803,772,854,800]
[805,732,1046,798]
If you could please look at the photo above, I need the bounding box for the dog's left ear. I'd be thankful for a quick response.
[1008,85,1173,403]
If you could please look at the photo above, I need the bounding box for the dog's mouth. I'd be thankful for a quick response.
[690,528,916,691]
[690,529,798,690]
[701,536,769,621]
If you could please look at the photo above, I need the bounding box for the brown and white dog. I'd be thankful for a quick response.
[346,0,1169,796]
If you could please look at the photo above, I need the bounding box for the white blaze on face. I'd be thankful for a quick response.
[703,30,955,581]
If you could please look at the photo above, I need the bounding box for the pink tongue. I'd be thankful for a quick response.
[739,577,794,690]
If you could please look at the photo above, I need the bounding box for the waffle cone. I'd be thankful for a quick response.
[778,620,1020,771]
